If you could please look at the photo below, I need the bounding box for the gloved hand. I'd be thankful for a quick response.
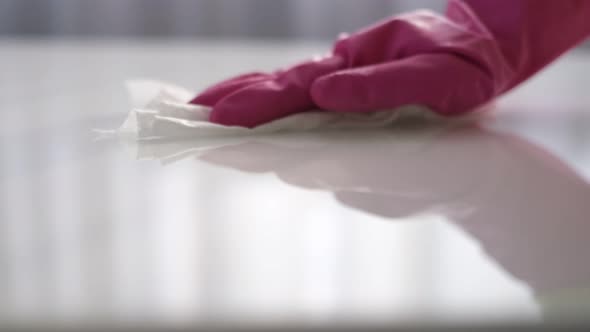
[191,0,590,128]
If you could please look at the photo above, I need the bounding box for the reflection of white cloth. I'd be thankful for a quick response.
[115,80,443,140]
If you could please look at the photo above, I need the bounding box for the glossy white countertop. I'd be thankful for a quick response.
[1,39,590,330]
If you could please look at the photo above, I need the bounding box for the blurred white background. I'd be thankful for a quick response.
[0,0,445,40]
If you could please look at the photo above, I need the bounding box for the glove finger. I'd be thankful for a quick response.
[311,53,495,116]
[210,56,346,128]
[209,79,313,128]
[190,72,272,106]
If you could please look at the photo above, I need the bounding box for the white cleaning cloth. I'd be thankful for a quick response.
[115,80,442,140]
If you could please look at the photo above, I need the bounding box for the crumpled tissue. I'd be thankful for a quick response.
[112,80,444,140]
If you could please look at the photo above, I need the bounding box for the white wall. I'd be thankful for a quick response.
[0,0,445,39]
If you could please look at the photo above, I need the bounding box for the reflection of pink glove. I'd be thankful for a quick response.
[192,0,590,128]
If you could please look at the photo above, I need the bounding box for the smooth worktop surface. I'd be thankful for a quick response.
[1,39,590,329]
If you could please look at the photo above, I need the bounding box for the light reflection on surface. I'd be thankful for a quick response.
[158,118,590,322]
[2,121,554,325]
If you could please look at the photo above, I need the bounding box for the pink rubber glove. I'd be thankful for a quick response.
[191,0,590,128]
